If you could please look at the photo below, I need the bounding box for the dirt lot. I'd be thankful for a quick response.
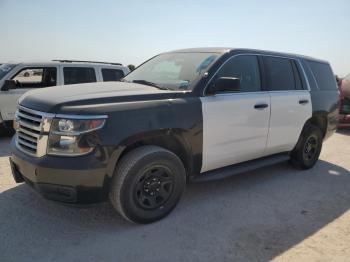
[1,130,350,262]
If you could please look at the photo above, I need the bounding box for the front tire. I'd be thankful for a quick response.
[290,124,323,169]
[0,121,15,137]
[109,146,186,224]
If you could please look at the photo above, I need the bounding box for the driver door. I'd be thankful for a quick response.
[200,55,271,172]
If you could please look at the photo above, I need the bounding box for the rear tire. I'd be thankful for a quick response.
[109,146,186,224]
[290,124,323,169]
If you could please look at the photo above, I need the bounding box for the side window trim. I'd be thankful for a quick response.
[203,54,263,95]
[257,55,268,91]
[295,59,311,91]
[291,60,303,90]
[203,53,314,95]
[303,60,320,90]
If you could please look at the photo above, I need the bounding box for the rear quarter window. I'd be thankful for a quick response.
[102,68,125,81]
[306,61,337,90]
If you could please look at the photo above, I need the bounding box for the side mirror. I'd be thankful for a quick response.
[208,77,240,95]
[1,80,16,91]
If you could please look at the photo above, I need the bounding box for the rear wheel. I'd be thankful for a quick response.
[109,146,186,224]
[290,124,323,169]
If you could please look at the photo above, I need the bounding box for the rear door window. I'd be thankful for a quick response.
[263,57,296,91]
[63,67,96,85]
[306,61,337,90]
[101,68,124,81]
[12,67,57,88]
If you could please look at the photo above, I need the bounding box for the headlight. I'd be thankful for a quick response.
[47,116,107,156]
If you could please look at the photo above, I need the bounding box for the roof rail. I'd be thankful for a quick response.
[52,60,122,66]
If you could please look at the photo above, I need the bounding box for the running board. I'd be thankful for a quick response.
[192,153,290,182]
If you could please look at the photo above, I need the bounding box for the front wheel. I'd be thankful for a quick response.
[290,124,323,169]
[109,146,186,224]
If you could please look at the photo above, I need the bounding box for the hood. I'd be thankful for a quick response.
[19,81,189,113]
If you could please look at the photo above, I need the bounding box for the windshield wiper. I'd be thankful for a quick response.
[132,80,169,90]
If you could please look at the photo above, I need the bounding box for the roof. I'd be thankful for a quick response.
[2,60,125,67]
[169,47,232,53]
[169,47,328,63]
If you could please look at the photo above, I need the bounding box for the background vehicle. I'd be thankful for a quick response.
[10,48,339,224]
[0,60,129,135]
[338,73,350,127]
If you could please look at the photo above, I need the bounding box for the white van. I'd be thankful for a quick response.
[0,60,129,134]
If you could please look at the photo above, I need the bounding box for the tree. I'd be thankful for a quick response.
[128,64,136,71]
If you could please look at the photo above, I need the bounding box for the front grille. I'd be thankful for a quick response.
[15,106,54,157]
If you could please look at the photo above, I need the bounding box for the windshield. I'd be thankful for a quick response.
[0,63,18,80]
[123,52,219,91]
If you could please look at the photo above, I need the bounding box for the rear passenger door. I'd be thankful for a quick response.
[262,56,312,155]
[200,55,271,172]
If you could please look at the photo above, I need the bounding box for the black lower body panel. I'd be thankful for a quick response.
[10,139,109,204]
[192,153,290,182]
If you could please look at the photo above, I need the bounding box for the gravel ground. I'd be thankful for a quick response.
[1,130,350,262]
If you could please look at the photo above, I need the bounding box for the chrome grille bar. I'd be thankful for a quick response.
[15,106,55,157]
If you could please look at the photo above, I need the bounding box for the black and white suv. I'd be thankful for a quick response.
[10,48,339,223]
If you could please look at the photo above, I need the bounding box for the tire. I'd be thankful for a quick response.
[109,146,186,224]
[0,121,15,137]
[290,124,323,169]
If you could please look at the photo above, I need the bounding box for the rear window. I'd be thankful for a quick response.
[102,68,124,81]
[63,67,96,85]
[263,57,297,91]
[306,61,337,90]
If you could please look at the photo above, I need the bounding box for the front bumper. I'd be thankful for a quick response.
[10,138,109,203]
[337,114,350,127]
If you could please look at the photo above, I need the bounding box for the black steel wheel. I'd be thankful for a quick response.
[134,166,174,210]
[302,134,319,162]
[109,146,186,224]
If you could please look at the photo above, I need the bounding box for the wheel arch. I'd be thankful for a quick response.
[106,129,196,180]
[304,113,328,138]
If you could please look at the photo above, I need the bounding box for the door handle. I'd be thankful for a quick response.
[254,103,269,109]
[299,99,309,105]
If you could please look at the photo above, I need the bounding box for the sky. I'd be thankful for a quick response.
[0,0,349,76]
